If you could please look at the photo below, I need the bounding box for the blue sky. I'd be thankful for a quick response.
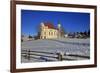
[21,10,90,36]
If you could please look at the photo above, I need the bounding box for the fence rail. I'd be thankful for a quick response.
[21,49,90,62]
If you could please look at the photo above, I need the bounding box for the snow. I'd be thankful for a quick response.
[21,38,90,63]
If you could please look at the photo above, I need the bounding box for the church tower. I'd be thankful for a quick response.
[40,22,44,27]
[58,21,61,38]
[40,22,44,39]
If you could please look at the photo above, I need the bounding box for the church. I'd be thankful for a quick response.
[39,22,64,39]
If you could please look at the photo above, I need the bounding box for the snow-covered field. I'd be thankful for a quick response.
[21,38,90,63]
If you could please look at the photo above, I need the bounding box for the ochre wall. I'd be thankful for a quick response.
[40,25,58,39]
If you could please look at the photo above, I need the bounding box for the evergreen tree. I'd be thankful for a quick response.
[88,30,90,37]
[28,35,33,38]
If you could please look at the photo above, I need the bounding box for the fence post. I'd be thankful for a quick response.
[57,53,62,61]
[25,50,28,59]
[27,49,30,60]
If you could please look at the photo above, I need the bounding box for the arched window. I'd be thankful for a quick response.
[51,32,53,35]
[49,32,50,35]
[55,31,57,35]
[44,32,46,35]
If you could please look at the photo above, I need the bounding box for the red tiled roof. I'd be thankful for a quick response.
[44,22,56,29]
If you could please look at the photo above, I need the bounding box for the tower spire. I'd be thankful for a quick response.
[58,20,61,28]
[58,20,61,38]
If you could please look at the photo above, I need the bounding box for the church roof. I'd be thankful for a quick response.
[44,22,57,29]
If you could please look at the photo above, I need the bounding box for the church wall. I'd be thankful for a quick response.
[40,25,58,39]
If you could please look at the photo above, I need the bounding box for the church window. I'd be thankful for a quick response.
[49,32,51,35]
[44,32,46,35]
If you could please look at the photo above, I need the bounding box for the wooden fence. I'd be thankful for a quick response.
[21,49,64,61]
[21,49,90,62]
